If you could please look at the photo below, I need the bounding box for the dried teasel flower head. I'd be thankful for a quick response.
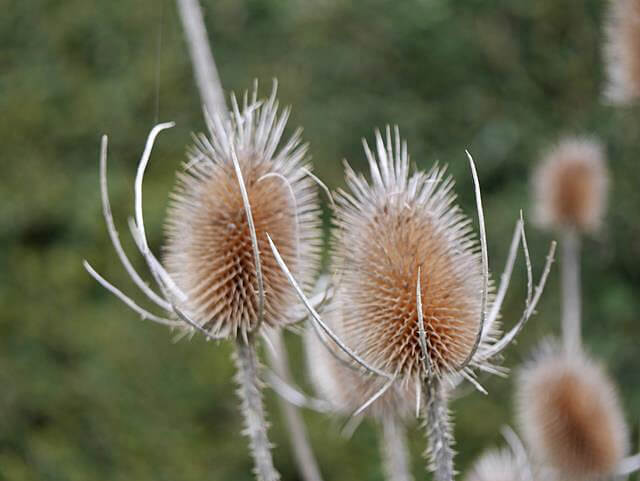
[533,138,608,234]
[604,0,640,104]
[516,342,628,480]
[304,295,416,419]
[331,127,489,383]
[163,82,322,340]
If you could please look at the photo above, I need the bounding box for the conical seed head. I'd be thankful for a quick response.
[465,449,525,481]
[605,0,640,104]
[332,128,485,381]
[517,344,628,480]
[305,296,416,419]
[164,87,321,340]
[533,138,608,233]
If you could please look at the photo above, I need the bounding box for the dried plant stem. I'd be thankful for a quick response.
[234,338,281,481]
[561,229,581,353]
[266,331,324,481]
[175,0,226,118]
[424,380,455,481]
[380,414,414,481]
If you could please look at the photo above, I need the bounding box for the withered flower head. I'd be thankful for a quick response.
[533,138,608,234]
[516,342,628,480]
[332,127,486,382]
[604,0,640,104]
[164,84,322,340]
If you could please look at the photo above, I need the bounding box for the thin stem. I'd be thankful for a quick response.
[380,414,414,481]
[175,0,227,118]
[265,331,324,481]
[234,338,281,481]
[561,229,582,353]
[424,379,455,481]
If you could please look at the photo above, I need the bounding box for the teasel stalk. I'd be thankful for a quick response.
[604,0,640,104]
[83,1,325,475]
[269,126,556,481]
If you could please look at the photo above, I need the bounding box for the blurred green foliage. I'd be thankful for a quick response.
[1,0,639,479]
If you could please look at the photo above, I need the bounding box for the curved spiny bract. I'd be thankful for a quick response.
[604,0,640,104]
[332,127,489,384]
[164,84,322,340]
[532,138,608,235]
[516,342,628,480]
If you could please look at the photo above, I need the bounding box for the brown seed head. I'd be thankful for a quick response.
[464,449,526,481]
[164,86,321,340]
[605,0,640,104]
[305,295,416,419]
[517,343,628,480]
[533,138,608,233]
[332,127,485,382]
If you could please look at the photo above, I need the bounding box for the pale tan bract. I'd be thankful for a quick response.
[164,84,322,340]
[517,343,628,480]
[533,138,608,234]
[604,0,640,104]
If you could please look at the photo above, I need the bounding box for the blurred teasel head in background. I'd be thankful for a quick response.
[516,341,628,480]
[532,137,608,234]
[604,0,640,104]
[464,448,528,481]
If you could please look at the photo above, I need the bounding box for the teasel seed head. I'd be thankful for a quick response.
[305,295,416,419]
[164,83,322,340]
[604,0,640,104]
[332,127,487,383]
[532,138,608,234]
[516,342,628,480]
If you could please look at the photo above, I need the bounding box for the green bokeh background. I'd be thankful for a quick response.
[1,0,639,479]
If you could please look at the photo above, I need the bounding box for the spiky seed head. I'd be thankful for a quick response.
[516,343,628,480]
[532,138,608,234]
[305,296,416,419]
[604,0,640,104]
[164,85,321,340]
[332,127,486,382]
[464,449,526,481]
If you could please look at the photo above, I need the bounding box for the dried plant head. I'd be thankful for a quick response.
[163,83,322,340]
[533,138,608,234]
[604,0,640,104]
[331,127,491,385]
[304,295,416,420]
[464,448,526,481]
[516,342,628,480]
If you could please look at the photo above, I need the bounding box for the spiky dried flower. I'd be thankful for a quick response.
[533,138,608,234]
[604,0,640,104]
[516,342,628,480]
[163,84,321,340]
[464,449,525,481]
